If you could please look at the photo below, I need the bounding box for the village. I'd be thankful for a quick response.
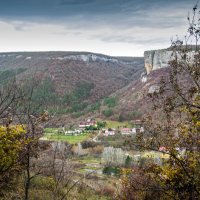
[58,118,145,138]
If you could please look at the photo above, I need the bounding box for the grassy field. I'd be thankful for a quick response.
[45,128,59,133]
[43,128,92,144]
[45,134,91,144]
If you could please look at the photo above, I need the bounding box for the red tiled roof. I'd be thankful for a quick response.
[121,128,130,131]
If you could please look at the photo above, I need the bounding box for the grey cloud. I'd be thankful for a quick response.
[0,0,195,56]
[52,30,83,36]
[60,0,97,5]
[4,21,34,31]
[0,0,194,47]
[0,0,192,19]
[93,34,166,45]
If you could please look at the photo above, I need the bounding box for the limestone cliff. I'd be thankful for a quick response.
[144,47,197,74]
[144,49,174,74]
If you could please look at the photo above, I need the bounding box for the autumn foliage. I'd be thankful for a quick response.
[118,5,200,200]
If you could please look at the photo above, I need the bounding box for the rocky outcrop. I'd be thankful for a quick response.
[148,84,160,94]
[144,49,196,74]
[144,50,174,74]
[54,54,119,63]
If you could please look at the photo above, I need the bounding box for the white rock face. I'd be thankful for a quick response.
[144,50,174,74]
[148,85,160,94]
[16,55,22,59]
[144,49,195,74]
[54,54,119,63]
[141,76,147,83]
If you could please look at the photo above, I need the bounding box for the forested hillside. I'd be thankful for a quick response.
[0,52,144,122]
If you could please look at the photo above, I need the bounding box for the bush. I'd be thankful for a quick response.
[100,185,115,197]
[102,166,121,176]
[104,96,117,107]
[118,114,125,122]
[97,121,107,129]
[125,155,132,167]
[31,176,55,190]
[81,140,97,149]
[89,145,104,155]
[84,125,99,131]
[102,109,113,117]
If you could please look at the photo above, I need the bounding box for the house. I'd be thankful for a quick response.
[132,128,137,134]
[159,146,168,153]
[132,119,142,128]
[132,119,145,134]
[79,122,88,128]
[121,127,144,136]
[79,118,96,129]
[64,129,82,136]
[86,118,95,123]
[103,129,115,136]
[121,128,131,135]
[140,127,144,132]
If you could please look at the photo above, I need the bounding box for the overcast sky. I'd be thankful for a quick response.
[0,0,196,56]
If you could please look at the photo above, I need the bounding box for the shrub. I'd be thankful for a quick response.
[84,125,99,131]
[89,145,104,155]
[102,166,121,176]
[104,97,117,107]
[100,185,115,197]
[118,114,125,122]
[102,109,113,117]
[81,140,97,149]
[125,155,132,167]
[31,176,55,190]
[97,121,107,129]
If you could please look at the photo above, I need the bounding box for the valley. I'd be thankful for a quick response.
[1,1,200,199]
[1,47,199,200]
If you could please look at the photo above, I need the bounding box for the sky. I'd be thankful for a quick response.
[0,0,197,56]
